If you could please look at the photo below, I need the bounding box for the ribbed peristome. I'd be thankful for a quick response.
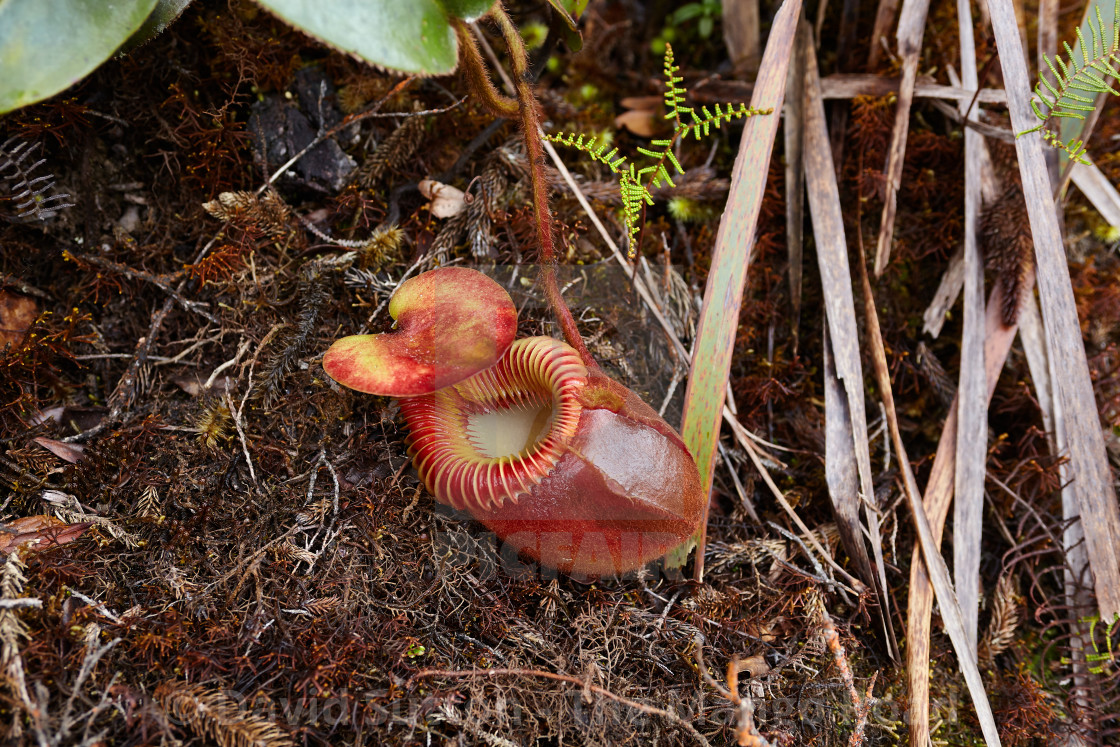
[400,336,587,513]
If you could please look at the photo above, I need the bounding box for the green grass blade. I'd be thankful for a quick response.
[666,0,802,576]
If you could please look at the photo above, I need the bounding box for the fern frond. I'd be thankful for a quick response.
[0,137,75,222]
[679,102,773,140]
[156,681,294,747]
[662,44,688,124]
[546,132,630,173]
[1041,128,1091,163]
[1025,0,1120,163]
[547,44,773,257]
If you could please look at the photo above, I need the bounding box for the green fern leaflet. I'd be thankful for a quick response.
[546,44,771,257]
[1024,0,1120,163]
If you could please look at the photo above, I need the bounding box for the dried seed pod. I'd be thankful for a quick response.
[980,181,1034,327]
[202,188,292,235]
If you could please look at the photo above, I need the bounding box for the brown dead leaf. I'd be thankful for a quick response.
[737,654,771,678]
[31,406,107,431]
[0,515,92,554]
[33,436,86,464]
[0,290,37,347]
[172,374,233,397]
[418,179,466,218]
[615,95,665,137]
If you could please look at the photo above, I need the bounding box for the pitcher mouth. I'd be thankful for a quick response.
[401,336,588,513]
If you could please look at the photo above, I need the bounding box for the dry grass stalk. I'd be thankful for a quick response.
[801,17,895,652]
[854,198,1003,742]
[872,0,932,274]
[953,0,988,665]
[989,0,1120,624]
[155,681,294,747]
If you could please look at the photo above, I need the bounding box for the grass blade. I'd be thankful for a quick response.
[872,0,933,275]
[801,18,896,656]
[990,0,1120,622]
[678,0,802,580]
[952,0,986,662]
[858,250,1005,747]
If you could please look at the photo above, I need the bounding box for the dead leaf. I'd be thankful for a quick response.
[0,290,37,347]
[0,515,91,554]
[614,96,664,137]
[172,374,233,397]
[32,406,107,431]
[418,179,466,218]
[737,654,771,678]
[33,436,86,464]
[618,95,662,111]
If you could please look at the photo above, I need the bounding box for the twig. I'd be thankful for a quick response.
[927,99,1016,141]
[224,390,256,487]
[63,236,222,443]
[693,635,774,747]
[223,324,283,488]
[63,250,216,322]
[67,589,123,624]
[819,608,877,746]
[204,338,252,390]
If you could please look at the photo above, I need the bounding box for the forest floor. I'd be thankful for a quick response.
[2,0,1120,744]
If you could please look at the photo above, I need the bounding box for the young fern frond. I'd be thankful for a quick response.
[663,45,688,124]
[548,132,630,173]
[546,44,771,256]
[679,103,767,139]
[1024,0,1120,163]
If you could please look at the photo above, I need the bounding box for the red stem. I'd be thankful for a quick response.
[487,5,597,369]
[452,20,519,119]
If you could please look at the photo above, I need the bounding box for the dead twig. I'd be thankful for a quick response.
[693,635,773,747]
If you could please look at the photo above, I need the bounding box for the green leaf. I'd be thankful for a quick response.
[436,0,494,21]
[122,0,195,52]
[545,0,586,52]
[671,4,705,23]
[0,0,159,114]
[1057,0,1120,165]
[255,0,461,76]
[545,0,587,29]
[669,0,800,572]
